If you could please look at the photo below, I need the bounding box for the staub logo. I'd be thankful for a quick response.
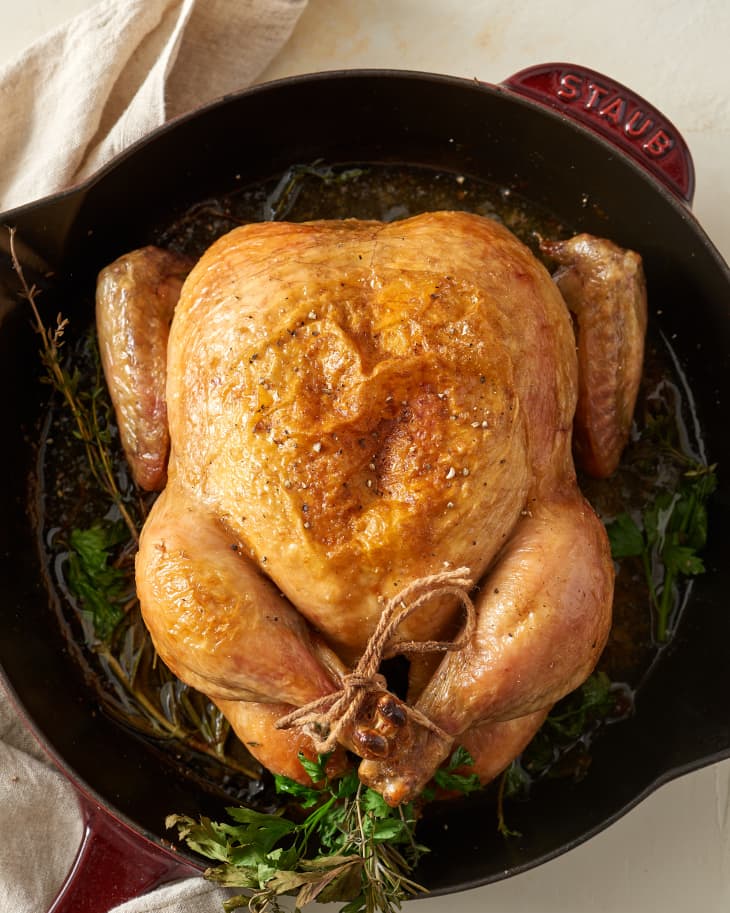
[556,72,674,158]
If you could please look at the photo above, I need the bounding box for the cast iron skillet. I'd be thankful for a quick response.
[1,64,729,913]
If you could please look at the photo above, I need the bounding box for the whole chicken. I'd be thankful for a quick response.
[96,211,646,805]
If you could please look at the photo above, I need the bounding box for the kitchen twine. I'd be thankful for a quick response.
[275,566,475,752]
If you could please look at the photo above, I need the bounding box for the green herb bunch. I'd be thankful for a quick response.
[59,514,259,776]
[66,520,132,642]
[8,236,255,775]
[169,752,433,913]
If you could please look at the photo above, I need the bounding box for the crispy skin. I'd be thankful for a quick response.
[136,484,339,707]
[164,213,576,660]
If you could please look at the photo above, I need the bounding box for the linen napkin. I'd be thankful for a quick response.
[0,2,306,911]
[0,0,307,212]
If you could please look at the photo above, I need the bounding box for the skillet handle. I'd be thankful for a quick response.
[48,791,199,913]
[503,62,695,205]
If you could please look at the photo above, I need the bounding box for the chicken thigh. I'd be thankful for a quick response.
[97,211,646,803]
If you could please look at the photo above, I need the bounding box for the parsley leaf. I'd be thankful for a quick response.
[433,746,482,795]
[298,753,330,785]
[273,772,322,809]
[544,671,614,741]
[66,520,130,641]
[605,512,644,558]
[224,806,297,854]
[605,463,717,641]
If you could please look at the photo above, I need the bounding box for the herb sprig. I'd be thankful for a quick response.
[169,751,435,913]
[10,232,258,774]
[9,227,139,540]
[421,745,482,801]
[606,462,717,641]
[65,519,131,642]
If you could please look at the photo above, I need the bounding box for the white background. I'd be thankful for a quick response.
[1,2,729,912]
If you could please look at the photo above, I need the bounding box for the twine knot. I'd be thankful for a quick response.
[275,566,475,754]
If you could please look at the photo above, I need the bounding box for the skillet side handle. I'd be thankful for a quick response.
[503,62,695,206]
[48,792,199,913]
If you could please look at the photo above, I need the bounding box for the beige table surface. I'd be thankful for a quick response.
[2,2,729,912]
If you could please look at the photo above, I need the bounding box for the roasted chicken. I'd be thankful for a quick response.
[96,211,646,805]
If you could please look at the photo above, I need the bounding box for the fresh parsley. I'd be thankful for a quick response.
[65,519,130,642]
[541,671,616,743]
[606,463,717,641]
[508,670,618,788]
[414,744,482,801]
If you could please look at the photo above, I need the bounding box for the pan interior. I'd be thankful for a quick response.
[1,71,729,893]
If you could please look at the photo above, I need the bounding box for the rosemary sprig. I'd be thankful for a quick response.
[99,644,260,780]
[9,227,138,540]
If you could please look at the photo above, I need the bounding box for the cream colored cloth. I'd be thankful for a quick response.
[0,0,307,212]
[0,2,305,910]
[0,697,85,913]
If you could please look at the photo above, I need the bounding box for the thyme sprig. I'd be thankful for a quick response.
[9,227,138,540]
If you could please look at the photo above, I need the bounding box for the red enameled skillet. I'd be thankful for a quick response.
[0,63,728,912]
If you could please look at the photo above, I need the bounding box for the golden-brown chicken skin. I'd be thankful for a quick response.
[98,211,646,803]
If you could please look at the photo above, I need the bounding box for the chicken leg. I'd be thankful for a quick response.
[359,488,613,805]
